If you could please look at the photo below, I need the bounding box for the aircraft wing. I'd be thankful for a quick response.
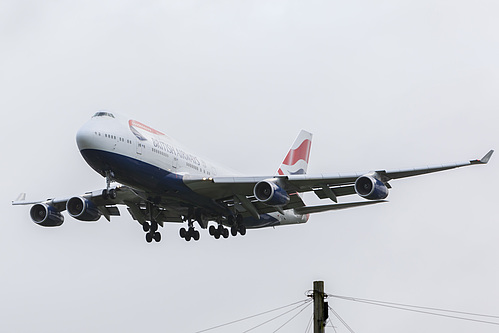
[185,150,494,204]
[284,149,494,195]
[12,185,186,226]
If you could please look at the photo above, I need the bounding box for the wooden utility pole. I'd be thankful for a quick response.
[313,280,326,333]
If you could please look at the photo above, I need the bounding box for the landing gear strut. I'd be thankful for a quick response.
[143,202,162,243]
[102,170,117,199]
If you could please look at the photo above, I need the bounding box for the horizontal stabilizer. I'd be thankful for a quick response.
[294,200,387,215]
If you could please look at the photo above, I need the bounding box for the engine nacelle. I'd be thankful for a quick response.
[67,197,101,221]
[30,203,64,227]
[254,179,290,206]
[354,175,389,200]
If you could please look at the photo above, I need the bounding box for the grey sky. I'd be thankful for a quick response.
[1,1,498,332]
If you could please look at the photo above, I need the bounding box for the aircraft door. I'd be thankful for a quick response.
[172,156,178,171]
[136,140,143,155]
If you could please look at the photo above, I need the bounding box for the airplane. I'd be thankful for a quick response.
[12,111,494,243]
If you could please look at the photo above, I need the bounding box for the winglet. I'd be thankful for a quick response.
[12,193,26,205]
[15,193,26,202]
[470,150,494,165]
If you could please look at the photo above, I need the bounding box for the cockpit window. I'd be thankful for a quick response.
[93,111,115,118]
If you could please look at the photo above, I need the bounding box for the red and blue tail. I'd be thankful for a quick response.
[277,130,313,176]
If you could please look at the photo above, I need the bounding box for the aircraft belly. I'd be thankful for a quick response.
[79,149,229,215]
[242,214,280,228]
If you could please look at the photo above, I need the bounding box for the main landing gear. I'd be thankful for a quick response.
[209,224,229,239]
[230,214,246,237]
[143,220,161,243]
[179,216,200,241]
[208,214,246,239]
[179,226,200,241]
[177,214,247,242]
[230,223,246,236]
[141,202,162,243]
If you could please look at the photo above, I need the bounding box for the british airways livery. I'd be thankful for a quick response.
[13,112,494,243]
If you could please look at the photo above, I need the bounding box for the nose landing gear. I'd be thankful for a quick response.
[101,170,117,199]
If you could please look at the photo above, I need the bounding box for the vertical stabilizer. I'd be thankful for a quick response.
[277,130,313,175]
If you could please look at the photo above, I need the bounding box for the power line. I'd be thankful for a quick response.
[195,299,310,333]
[328,294,499,326]
[243,299,312,333]
[327,316,339,333]
[328,305,356,333]
[329,294,499,319]
[273,300,313,332]
[305,314,313,333]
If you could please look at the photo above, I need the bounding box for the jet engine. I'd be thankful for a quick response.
[354,175,389,200]
[30,203,64,227]
[254,179,290,206]
[67,197,101,221]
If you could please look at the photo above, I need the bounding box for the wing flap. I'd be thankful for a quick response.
[125,202,184,225]
[251,193,305,215]
[294,200,387,215]
[314,186,356,200]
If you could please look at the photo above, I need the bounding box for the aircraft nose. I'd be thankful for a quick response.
[76,123,95,151]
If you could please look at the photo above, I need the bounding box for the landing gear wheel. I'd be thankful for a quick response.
[143,222,150,232]
[102,189,108,199]
[153,232,161,242]
[109,188,117,199]
[145,232,153,243]
[231,225,238,237]
[222,228,229,239]
[150,222,158,232]
[209,225,216,236]
[180,227,187,238]
[239,225,247,236]
[193,230,200,241]
[185,233,191,241]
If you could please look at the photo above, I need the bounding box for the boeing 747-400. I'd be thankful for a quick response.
[13,112,494,243]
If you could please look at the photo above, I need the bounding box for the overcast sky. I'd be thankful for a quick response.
[1,1,498,332]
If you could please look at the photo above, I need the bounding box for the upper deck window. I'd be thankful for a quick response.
[93,111,115,118]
